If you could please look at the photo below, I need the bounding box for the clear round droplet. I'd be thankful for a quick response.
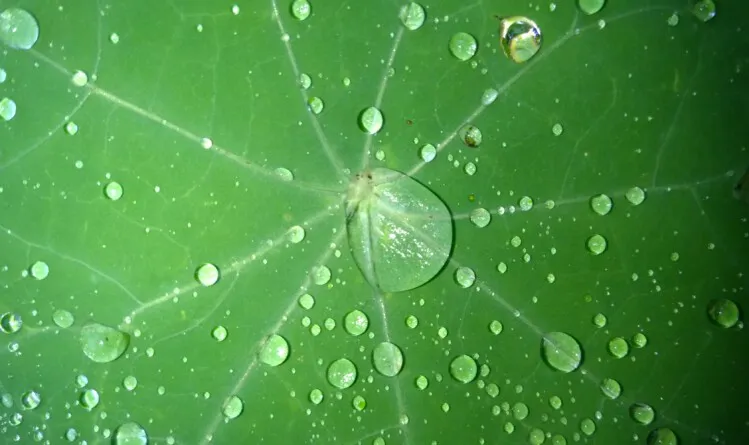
[707,298,740,328]
[415,375,428,390]
[625,186,646,205]
[630,402,656,425]
[298,72,312,89]
[0,312,22,334]
[552,123,563,136]
[454,266,476,288]
[0,97,17,121]
[290,0,311,21]
[541,331,583,373]
[298,293,315,310]
[593,313,607,328]
[52,310,75,328]
[307,96,324,114]
[519,196,533,211]
[195,263,220,286]
[71,70,89,87]
[114,422,148,445]
[420,143,437,162]
[590,194,612,215]
[258,334,290,366]
[601,377,622,399]
[327,358,357,389]
[498,16,542,63]
[470,208,491,228]
[459,124,482,147]
[29,260,49,280]
[80,388,100,410]
[586,234,607,255]
[578,0,605,15]
[344,310,368,336]
[481,88,499,105]
[647,427,679,445]
[65,121,79,135]
[222,395,244,420]
[211,325,228,342]
[372,342,404,377]
[512,402,529,420]
[312,265,331,285]
[580,418,596,436]
[632,332,648,348]
[448,32,478,61]
[359,106,384,134]
[21,390,41,410]
[691,0,715,22]
[287,225,305,243]
[275,167,293,181]
[123,376,138,391]
[104,181,124,201]
[399,2,426,31]
[489,320,503,335]
[449,355,478,383]
[0,8,40,50]
[309,388,323,404]
[607,337,629,358]
[80,323,129,363]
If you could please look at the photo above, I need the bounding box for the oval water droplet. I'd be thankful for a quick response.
[345,168,453,292]
[359,106,384,134]
[470,208,491,228]
[211,325,228,342]
[541,331,582,373]
[287,225,305,243]
[327,358,357,389]
[498,16,542,63]
[459,125,482,147]
[258,334,290,366]
[29,260,49,280]
[80,323,129,363]
[307,96,324,114]
[21,390,40,410]
[489,320,503,335]
[298,293,315,310]
[586,234,607,255]
[607,337,629,358]
[552,123,563,136]
[123,376,138,391]
[80,388,100,410]
[578,0,605,15]
[0,97,17,121]
[601,377,622,399]
[372,342,404,377]
[113,422,148,445]
[625,186,646,205]
[290,0,311,21]
[481,88,499,105]
[344,310,368,336]
[449,355,478,383]
[0,8,40,50]
[692,0,715,22]
[274,167,294,181]
[399,3,426,31]
[0,312,22,333]
[298,72,312,89]
[52,310,75,328]
[104,181,124,201]
[448,32,477,61]
[590,194,612,215]
[646,427,678,445]
[311,265,331,285]
[630,402,655,425]
[454,266,476,288]
[195,263,220,286]
[309,388,323,404]
[222,395,244,419]
[420,143,436,162]
[707,298,740,328]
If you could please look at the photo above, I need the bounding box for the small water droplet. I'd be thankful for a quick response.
[344,310,368,336]
[449,355,478,383]
[327,358,357,389]
[307,96,324,114]
[632,332,648,348]
[707,298,740,328]
[489,320,503,335]
[578,0,605,15]
[123,376,138,391]
[519,196,533,211]
[80,323,129,363]
[287,225,305,243]
[309,388,323,404]
[29,260,49,280]
[221,395,244,419]
[21,390,41,410]
[311,264,331,285]
[552,122,563,136]
[646,427,679,445]
[580,418,597,436]
[692,0,715,22]
[454,266,476,288]
[667,12,679,26]
[298,293,315,310]
[630,402,655,425]
[211,325,228,342]
[406,315,418,329]
[0,97,17,121]
[65,121,79,135]
[52,309,75,328]
[372,342,404,377]
[459,124,482,147]
[274,167,294,181]
[607,337,629,358]
[195,263,220,286]
[449,32,478,61]
[590,194,612,215]
[71,70,89,87]
[359,106,384,134]
[290,0,311,21]
[464,161,477,176]
[470,208,491,228]
[80,388,100,410]
[586,234,607,255]
[399,3,426,31]
[420,143,437,162]
[593,313,607,328]
[625,186,646,205]
[104,181,124,201]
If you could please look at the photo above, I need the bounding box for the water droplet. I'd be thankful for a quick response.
[498,16,542,63]
[123,376,138,391]
[497,262,508,274]
[275,167,293,181]
[512,402,529,420]
[541,331,582,373]
[344,310,368,336]
[415,375,428,390]
[632,332,648,348]
[258,334,290,366]
[345,168,453,292]
[470,208,491,228]
[630,402,655,425]
[311,265,331,285]
[625,186,646,205]
[580,418,596,436]
[438,326,448,338]
[221,395,244,419]
[309,388,323,404]
[420,143,437,162]
[549,395,562,410]
[552,123,563,136]
[80,323,129,363]
[290,0,311,21]
[510,235,522,247]
[692,0,715,22]
[372,342,404,377]
[646,427,679,445]
[399,2,426,31]
[195,263,220,286]
[586,234,607,255]
[590,194,612,215]
[449,32,477,61]
[201,137,213,149]
[359,106,384,134]
[459,124,482,147]
[109,32,120,44]
[0,68,6,83]
[529,428,545,444]
[519,196,533,211]
[375,149,385,161]
[52,309,75,328]
[593,313,607,328]
[114,422,148,445]
[0,97,17,121]
[489,320,503,335]
[449,355,478,383]
[405,315,418,328]
[104,181,124,201]
[578,0,605,15]
[307,96,324,114]
[352,394,367,411]
[21,390,41,410]
[327,358,357,389]
[481,88,499,105]
[486,383,499,398]
[65,428,78,441]
[298,293,315,310]
[71,70,88,87]
[0,8,39,50]
[607,337,629,358]
[707,298,740,328]
[64,121,79,135]
[287,225,305,243]
[29,260,49,280]
[464,161,477,176]
[80,388,100,410]
[298,72,311,89]
[454,266,476,288]
[76,375,89,388]
[667,12,679,26]
[211,325,228,341]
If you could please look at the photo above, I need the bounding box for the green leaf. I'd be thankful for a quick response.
[0,0,746,444]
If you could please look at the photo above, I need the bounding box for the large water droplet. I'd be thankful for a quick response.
[459,124,482,147]
[420,143,436,162]
[448,32,477,61]
[607,337,629,358]
[646,427,679,445]
[454,266,476,288]
[29,260,49,280]
[541,331,582,372]
[290,0,311,21]
[625,186,646,205]
[195,263,220,286]
[104,181,124,201]
[287,225,306,243]
[0,8,40,50]
[344,310,368,336]
[359,106,384,134]
[630,402,655,425]
[80,323,129,363]
[222,395,244,419]
[113,422,148,445]
[80,388,100,410]
[311,265,331,285]
[399,3,425,31]
[469,208,491,228]
[707,298,740,328]
[52,310,75,328]
[586,234,607,255]
[0,97,17,121]
[258,334,290,366]
[601,377,622,399]
[372,342,404,377]
[578,0,605,15]
[498,16,542,63]
[692,0,715,22]
[449,355,478,383]
[0,312,22,333]
[590,194,613,215]
[21,390,41,410]
[307,96,324,114]
[327,358,357,389]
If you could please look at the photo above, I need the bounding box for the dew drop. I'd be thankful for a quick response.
[274,167,293,181]
[298,293,315,310]
[625,186,646,205]
[512,402,529,420]
[80,388,100,410]
[481,88,499,105]
[123,376,138,391]
[630,402,656,425]
[405,315,418,328]
[587,234,607,255]
[29,260,49,280]
[578,0,605,15]
[647,427,679,445]
[415,375,428,390]
[113,422,148,445]
[327,358,357,389]
[286,225,305,243]
[65,121,79,135]
[580,418,596,436]
[195,263,220,286]
[372,342,404,377]
[104,181,124,201]
[607,337,629,358]
[298,72,312,89]
[258,334,290,366]
[489,320,503,335]
[211,325,228,342]
[311,265,331,285]
[593,313,607,328]
[519,196,533,211]
[71,70,89,87]
[448,32,477,61]
[21,390,40,410]
[707,298,740,328]
[222,395,244,420]
[692,0,715,22]
[552,122,563,136]
[80,323,129,363]
[667,12,679,26]
[52,309,75,328]
[309,388,323,404]
[454,266,476,288]
[449,355,478,383]
[0,8,40,50]
[359,106,384,134]
[541,331,582,373]
[470,208,491,228]
[344,310,368,336]
[399,2,426,31]
[464,161,477,176]
[307,96,324,114]
[590,194,612,215]
[459,124,482,147]
[0,97,17,121]
[632,332,648,348]
[290,0,311,21]
[420,143,437,162]
[498,16,542,63]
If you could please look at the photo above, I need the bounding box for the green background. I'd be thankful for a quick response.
[1,0,747,444]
